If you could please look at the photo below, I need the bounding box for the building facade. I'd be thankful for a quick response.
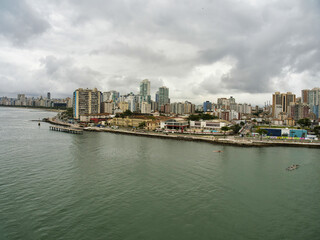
[158,86,170,109]
[139,79,151,103]
[73,88,101,119]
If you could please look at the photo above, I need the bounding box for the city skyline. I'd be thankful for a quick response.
[1,83,319,107]
[0,0,320,105]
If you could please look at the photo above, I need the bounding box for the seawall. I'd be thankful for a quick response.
[84,127,320,148]
[46,118,320,148]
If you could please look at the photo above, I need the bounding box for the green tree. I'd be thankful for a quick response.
[123,110,133,116]
[201,114,216,120]
[297,118,311,128]
[221,126,229,138]
[313,126,320,136]
[138,121,146,128]
[60,108,73,119]
[230,124,241,134]
[256,128,268,140]
[188,115,201,121]
[240,121,245,126]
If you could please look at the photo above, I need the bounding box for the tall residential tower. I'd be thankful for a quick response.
[158,86,170,108]
[139,79,151,103]
[73,88,101,119]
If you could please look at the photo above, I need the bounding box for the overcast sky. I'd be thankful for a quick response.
[0,0,319,105]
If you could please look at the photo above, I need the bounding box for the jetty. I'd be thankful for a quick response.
[49,125,83,134]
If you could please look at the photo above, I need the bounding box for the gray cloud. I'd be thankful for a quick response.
[71,0,320,92]
[37,56,103,93]
[0,0,50,45]
[0,0,319,104]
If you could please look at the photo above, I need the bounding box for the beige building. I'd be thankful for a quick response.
[141,102,151,114]
[272,92,296,117]
[146,120,161,130]
[102,101,115,114]
[109,117,152,128]
[73,88,101,119]
[118,102,129,112]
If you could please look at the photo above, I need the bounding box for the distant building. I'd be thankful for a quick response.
[184,101,195,114]
[203,101,212,112]
[262,128,307,138]
[158,86,170,108]
[272,92,296,117]
[229,96,236,104]
[151,100,158,112]
[301,89,309,104]
[189,120,228,131]
[103,91,120,103]
[73,88,101,119]
[140,79,151,103]
[288,102,309,120]
[47,92,51,100]
[217,98,230,109]
[102,101,115,114]
[118,102,129,112]
[308,88,320,118]
[110,117,153,128]
[160,119,189,132]
[141,102,151,114]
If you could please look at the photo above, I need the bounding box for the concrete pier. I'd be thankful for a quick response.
[49,125,83,134]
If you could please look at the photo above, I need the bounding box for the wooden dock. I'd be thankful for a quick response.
[49,125,83,134]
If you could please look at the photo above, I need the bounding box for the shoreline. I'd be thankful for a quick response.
[0,105,65,112]
[85,127,320,148]
[46,118,320,148]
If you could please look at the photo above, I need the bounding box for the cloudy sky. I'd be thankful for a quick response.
[0,0,319,105]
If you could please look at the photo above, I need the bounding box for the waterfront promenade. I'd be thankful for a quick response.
[84,126,320,148]
[46,118,320,148]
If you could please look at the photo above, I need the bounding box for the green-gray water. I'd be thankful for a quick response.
[0,107,319,240]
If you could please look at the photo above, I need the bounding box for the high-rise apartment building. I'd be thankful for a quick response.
[73,88,101,119]
[103,91,119,102]
[118,102,129,112]
[203,101,212,112]
[217,98,230,109]
[158,86,169,108]
[283,92,296,113]
[301,89,309,104]
[229,96,236,104]
[184,101,195,114]
[140,79,151,103]
[272,92,296,117]
[102,101,114,114]
[141,102,151,114]
[288,102,309,120]
[308,88,320,118]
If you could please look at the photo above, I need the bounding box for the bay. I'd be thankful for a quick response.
[0,107,319,240]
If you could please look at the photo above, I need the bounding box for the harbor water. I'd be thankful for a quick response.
[0,107,319,240]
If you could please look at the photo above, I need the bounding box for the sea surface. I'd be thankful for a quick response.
[0,107,319,240]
